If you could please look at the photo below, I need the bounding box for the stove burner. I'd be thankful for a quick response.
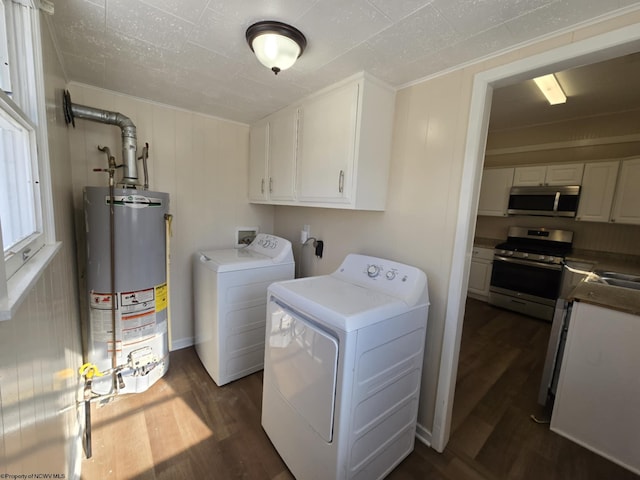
[493,227,574,265]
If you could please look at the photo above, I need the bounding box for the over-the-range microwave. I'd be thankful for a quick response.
[507,185,581,217]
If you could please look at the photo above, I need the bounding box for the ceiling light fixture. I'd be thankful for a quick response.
[533,73,567,105]
[246,21,307,75]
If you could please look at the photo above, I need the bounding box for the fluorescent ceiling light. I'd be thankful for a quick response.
[533,74,567,105]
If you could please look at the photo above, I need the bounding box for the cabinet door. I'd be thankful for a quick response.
[468,258,492,298]
[513,166,546,186]
[477,168,514,216]
[551,302,640,474]
[248,121,268,201]
[545,163,584,185]
[268,108,298,201]
[297,82,359,203]
[575,161,619,222]
[611,157,640,225]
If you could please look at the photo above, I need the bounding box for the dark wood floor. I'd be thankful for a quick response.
[81,298,639,479]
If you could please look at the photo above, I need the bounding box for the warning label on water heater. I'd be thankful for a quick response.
[120,287,157,344]
[89,286,162,356]
[155,283,167,312]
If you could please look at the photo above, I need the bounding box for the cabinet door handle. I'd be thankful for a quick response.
[338,170,344,193]
[269,177,273,193]
[261,178,265,194]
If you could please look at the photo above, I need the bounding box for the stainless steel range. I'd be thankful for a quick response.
[489,226,573,321]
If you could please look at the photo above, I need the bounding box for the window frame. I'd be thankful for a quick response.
[0,0,58,320]
[1,87,45,278]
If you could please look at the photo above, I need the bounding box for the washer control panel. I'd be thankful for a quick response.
[247,233,294,263]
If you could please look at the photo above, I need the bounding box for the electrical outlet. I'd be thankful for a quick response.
[300,224,311,244]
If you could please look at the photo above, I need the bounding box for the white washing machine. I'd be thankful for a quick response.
[262,254,430,480]
[194,233,294,386]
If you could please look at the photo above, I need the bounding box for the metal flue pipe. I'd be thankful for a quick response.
[70,102,139,186]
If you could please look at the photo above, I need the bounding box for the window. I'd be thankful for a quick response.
[1,90,43,278]
[0,0,56,314]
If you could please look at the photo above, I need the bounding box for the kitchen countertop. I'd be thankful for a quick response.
[566,249,640,276]
[569,279,640,316]
[473,237,502,249]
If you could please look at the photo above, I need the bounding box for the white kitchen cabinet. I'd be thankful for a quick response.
[477,167,514,216]
[513,163,584,186]
[551,301,640,475]
[268,107,298,202]
[467,246,493,300]
[610,157,640,225]
[296,81,358,205]
[545,163,584,185]
[575,160,619,223]
[296,74,395,210]
[248,120,268,201]
[248,108,298,203]
[248,72,395,211]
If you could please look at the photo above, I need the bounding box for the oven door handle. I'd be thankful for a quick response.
[493,255,563,271]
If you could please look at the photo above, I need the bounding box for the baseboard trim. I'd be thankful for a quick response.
[416,422,432,447]
[171,336,194,351]
[70,403,84,480]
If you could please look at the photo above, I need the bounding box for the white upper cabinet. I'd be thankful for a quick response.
[512,165,545,186]
[248,120,268,201]
[575,160,619,223]
[248,108,298,203]
[611,157,640,225]
[546,163,584,185]
[248,72,395,210]
[513,163,584,186]
[477,167,514,216]
[268,107,298,202]
[296,82,358,205]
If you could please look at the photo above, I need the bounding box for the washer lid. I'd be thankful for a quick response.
[198,248,280,272]
[269,275,423,332]
[198,234,294,272]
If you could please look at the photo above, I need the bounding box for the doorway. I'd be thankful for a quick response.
[432,22,640,452]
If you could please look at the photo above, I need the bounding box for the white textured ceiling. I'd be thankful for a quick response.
[48,0,640,124]
[490,51,640,131]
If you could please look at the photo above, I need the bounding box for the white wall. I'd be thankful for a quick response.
[0,14,83,477]
[66,85,274,347]
[273,10,640,441]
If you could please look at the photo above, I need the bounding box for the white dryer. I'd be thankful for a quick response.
[262,254,429,480]
[194,233,294,386]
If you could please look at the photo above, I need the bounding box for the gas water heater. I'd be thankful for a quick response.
[84,187,170,394]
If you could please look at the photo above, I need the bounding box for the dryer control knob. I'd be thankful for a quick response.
[367,265,381,278]
[385,270,397,280]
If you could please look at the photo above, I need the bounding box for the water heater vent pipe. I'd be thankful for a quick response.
[63,90,139,186]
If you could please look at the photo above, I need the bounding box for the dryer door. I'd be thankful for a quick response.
[266,300,339,442]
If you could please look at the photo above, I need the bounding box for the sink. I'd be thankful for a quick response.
[599,277,640,290]
[594,270,640,282]
[591,270,640,291]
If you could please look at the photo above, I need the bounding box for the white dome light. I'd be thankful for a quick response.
[246,21,307,75]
